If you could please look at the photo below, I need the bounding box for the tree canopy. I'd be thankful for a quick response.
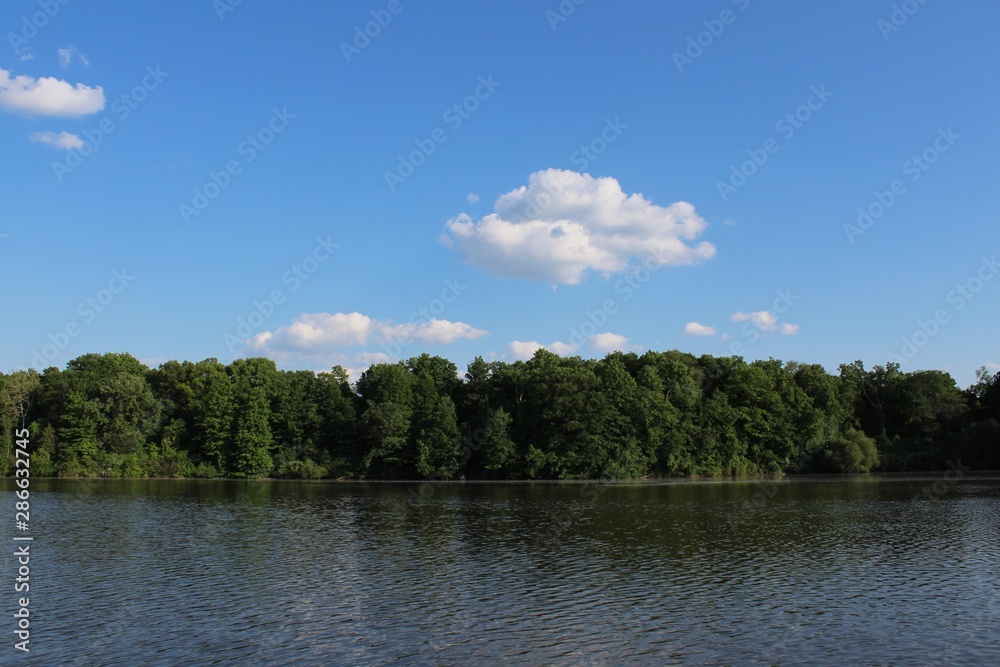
[2,352,997,479]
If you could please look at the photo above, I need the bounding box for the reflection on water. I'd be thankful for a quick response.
[10,475,1000,665]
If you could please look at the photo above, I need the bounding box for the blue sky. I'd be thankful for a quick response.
[1,0,997,387]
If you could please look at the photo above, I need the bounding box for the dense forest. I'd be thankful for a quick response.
[1,350,998,480]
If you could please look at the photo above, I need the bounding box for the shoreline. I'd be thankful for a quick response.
[9,470,999,486]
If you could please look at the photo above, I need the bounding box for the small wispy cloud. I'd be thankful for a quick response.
[57,45,89,68]
[466,192,480,203]
[731,310,799,335]
[29,130,84,150]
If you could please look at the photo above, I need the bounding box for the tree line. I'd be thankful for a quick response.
[1,350,998,479]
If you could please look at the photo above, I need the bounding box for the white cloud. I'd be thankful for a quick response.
[57,46,89,68]
[250,312,375,350]
[29,130,83,150]
[684,322,716,336]
[506,332,630,360]
[18,53,34,62]
[467,192,480,203]
[731,310,799,335]
[441,169,716,284]
[355,351,392,365]
[548,341,577,355]
[732,311,778,331]
[0,67,104,117]
[58,47,72,68]
[507,340,545,360]
[588,332,629,353]
[987,362,1000,371]
[246,311,488,356]
[507,340,576,360]
[391,319,488,345]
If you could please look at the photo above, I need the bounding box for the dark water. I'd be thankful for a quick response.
[4,474,999,666]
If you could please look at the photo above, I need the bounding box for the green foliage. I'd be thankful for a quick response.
[481,408,518,478]
[814,429,880,473]
[6,350,998,480]
[276,458,328,480]
[228,359,275,478]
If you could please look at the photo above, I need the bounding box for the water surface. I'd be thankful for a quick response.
[7,475,999,665]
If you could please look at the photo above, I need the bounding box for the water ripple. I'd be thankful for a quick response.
[8,476,1000,665]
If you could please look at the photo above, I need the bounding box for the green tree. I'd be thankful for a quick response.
[228,359,276,478]
[592,357,648,478]
[191,359,233,474]
[816,429,880,473]
[314,365,359,476]
[481,407,518,478]
[357,363,414,478]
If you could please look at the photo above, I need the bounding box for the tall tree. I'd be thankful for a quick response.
[228,358,276,478]
[357,363,414,478]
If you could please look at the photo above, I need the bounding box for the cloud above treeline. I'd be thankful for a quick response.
[731,310,799,335]
[441,169,716,285]
[506,331,632,360]
[684,322,716,336]
[246,311,488,356]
